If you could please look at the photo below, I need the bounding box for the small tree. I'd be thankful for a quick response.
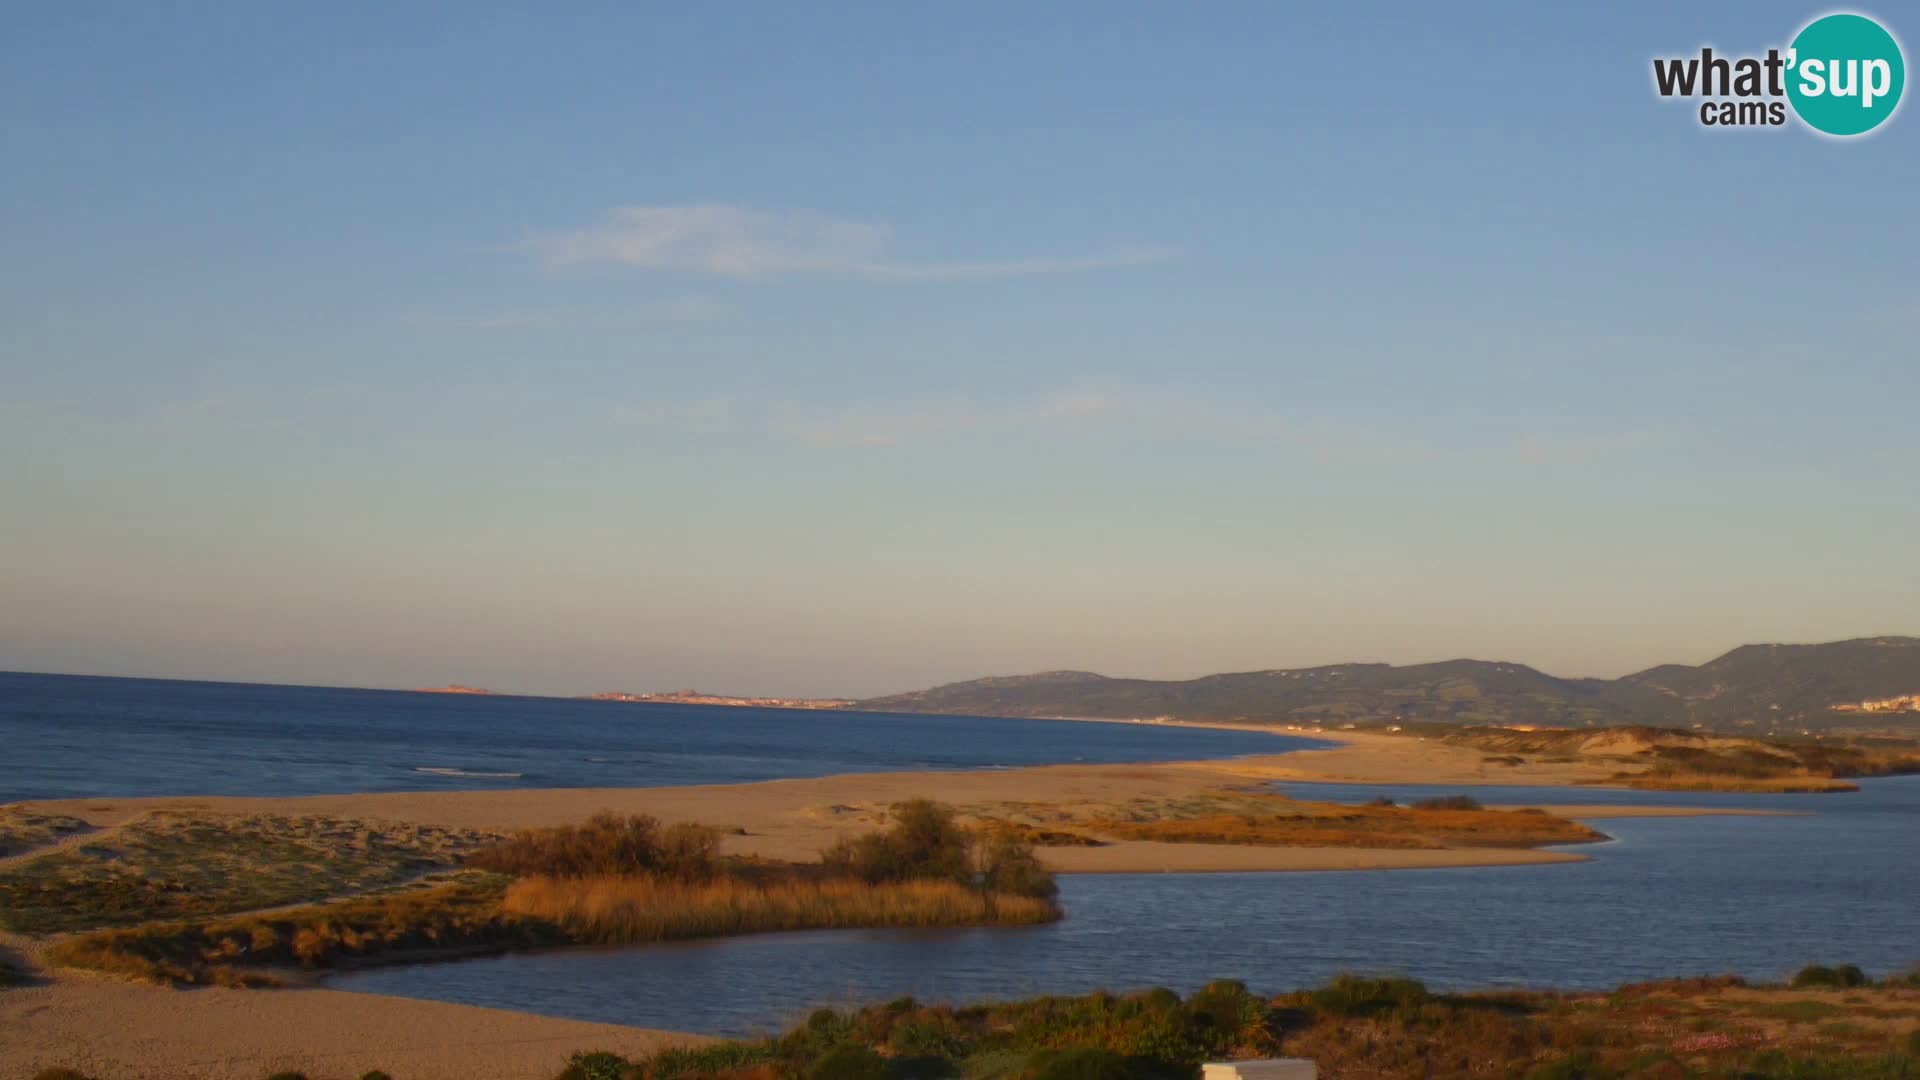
[977,826,1058,899]
[824,799,973,886]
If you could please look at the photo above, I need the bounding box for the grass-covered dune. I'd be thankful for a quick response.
[962,790,1607,851]
[38,968,1910,1080]
[566,969,1920,1080]
[42,801,1062,986]
[1437,726,1920,794]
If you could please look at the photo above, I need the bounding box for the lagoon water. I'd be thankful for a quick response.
[0,671,1303,803]
[8,670,1916,1038]
[335,777,1920,1036]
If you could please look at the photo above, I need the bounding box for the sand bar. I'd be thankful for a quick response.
[2,731,1798,1079]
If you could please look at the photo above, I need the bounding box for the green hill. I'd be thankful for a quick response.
[857,637,1920,735]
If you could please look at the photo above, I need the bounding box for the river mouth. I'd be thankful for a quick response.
[327,775,1920,1037]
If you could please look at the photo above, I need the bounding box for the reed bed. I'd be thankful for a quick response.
[503,874,1059,944]
[1092,805,1606,849]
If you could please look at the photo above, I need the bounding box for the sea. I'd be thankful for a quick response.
[0,670,1303,803]
[7,670,1916,1036]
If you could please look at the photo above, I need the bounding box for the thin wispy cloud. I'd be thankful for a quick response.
[609,388,1665,467]
[449,293,731,331]
[1511,430,1663,465]
[530,204,1175,281]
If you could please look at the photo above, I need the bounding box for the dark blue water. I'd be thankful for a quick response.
[334,778,1920,1036]
[0,671,1310,803]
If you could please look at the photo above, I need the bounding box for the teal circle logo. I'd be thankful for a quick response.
[1787,13,1905,136]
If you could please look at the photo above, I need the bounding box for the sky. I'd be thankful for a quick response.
[2,2,1916,697]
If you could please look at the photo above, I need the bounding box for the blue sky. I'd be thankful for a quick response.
[3,2,1915,696]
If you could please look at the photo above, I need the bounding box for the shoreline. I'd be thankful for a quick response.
[2,730,1818,1080]
[12,731,1791,874]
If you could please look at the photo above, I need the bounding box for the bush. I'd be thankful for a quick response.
[1791,964,1868,989]
[468,813,720,880]
[1308,974,1429,1017]
[1021,1049,1177,1080]
[1410,795,1484,811]
[1521,1053,1619,1080]
[1185,979,1277,1055]
[978,828,1058,900]
[557,1051,630,1080]
[824,801,975,887]
[359,1072,393,1080]
[263,1073,310,1080]
[811,1045,889,1080]
[32,1070,97,1080]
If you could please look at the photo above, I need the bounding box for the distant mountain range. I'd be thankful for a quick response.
[855,637,1920,735]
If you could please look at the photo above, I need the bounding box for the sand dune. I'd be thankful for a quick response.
[1,975,704,1080]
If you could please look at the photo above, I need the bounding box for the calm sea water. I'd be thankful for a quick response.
[334,777,1920,1036]
[0,671,1306,803]
[11,670,1914,1039]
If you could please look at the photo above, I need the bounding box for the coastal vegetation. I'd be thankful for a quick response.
[0,811,487,933]
[23,970,1920,1079]
[498,803,1059,946]
[960,789,1605,851]
[39,802,1059,985]
[1091,802,1603,850]
[504,875,1057,945]
[0,808,90,857]
[546,971,1920,1080]
[1443,726,1920,793]
[42,874,539,986]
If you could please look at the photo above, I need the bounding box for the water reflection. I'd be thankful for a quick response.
[334,777,1920,1036]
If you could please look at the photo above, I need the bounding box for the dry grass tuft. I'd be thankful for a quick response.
[44,874,555,985]
[1093,804,1605,850]
[466,812,721,879]
[0,810,90,857]
[503,874,1058,944]
[0,811,493,934]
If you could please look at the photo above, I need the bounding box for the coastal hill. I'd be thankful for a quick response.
[857,636,1920,735]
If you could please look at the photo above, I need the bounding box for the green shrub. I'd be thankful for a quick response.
[1021,1049,1179,1080]
[556,1051,629,1080]
[960,1050,1031,1080]
[811,1045,890,1080]
[646,1041,781,1080]
[1308,974,1429,1017]
[1184,979,1276,1054]
[1792,964,1868,989]
[1521,1052,1619,1080]
[978,829,1058,900]
[890,1057,961,1080]
[1410,795,1484,811]
[469,813,719,880]
[825,801,974,887]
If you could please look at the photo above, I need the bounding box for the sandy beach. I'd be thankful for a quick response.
[0,976,703,1080]
[16,730,1756,870]
[3,730,1788,1080]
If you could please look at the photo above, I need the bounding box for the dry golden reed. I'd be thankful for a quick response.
[503,874,1058,944]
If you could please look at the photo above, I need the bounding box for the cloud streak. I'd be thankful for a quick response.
[447,293,731,331]
[608,388,1659,466]
[531,204,1174,281]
